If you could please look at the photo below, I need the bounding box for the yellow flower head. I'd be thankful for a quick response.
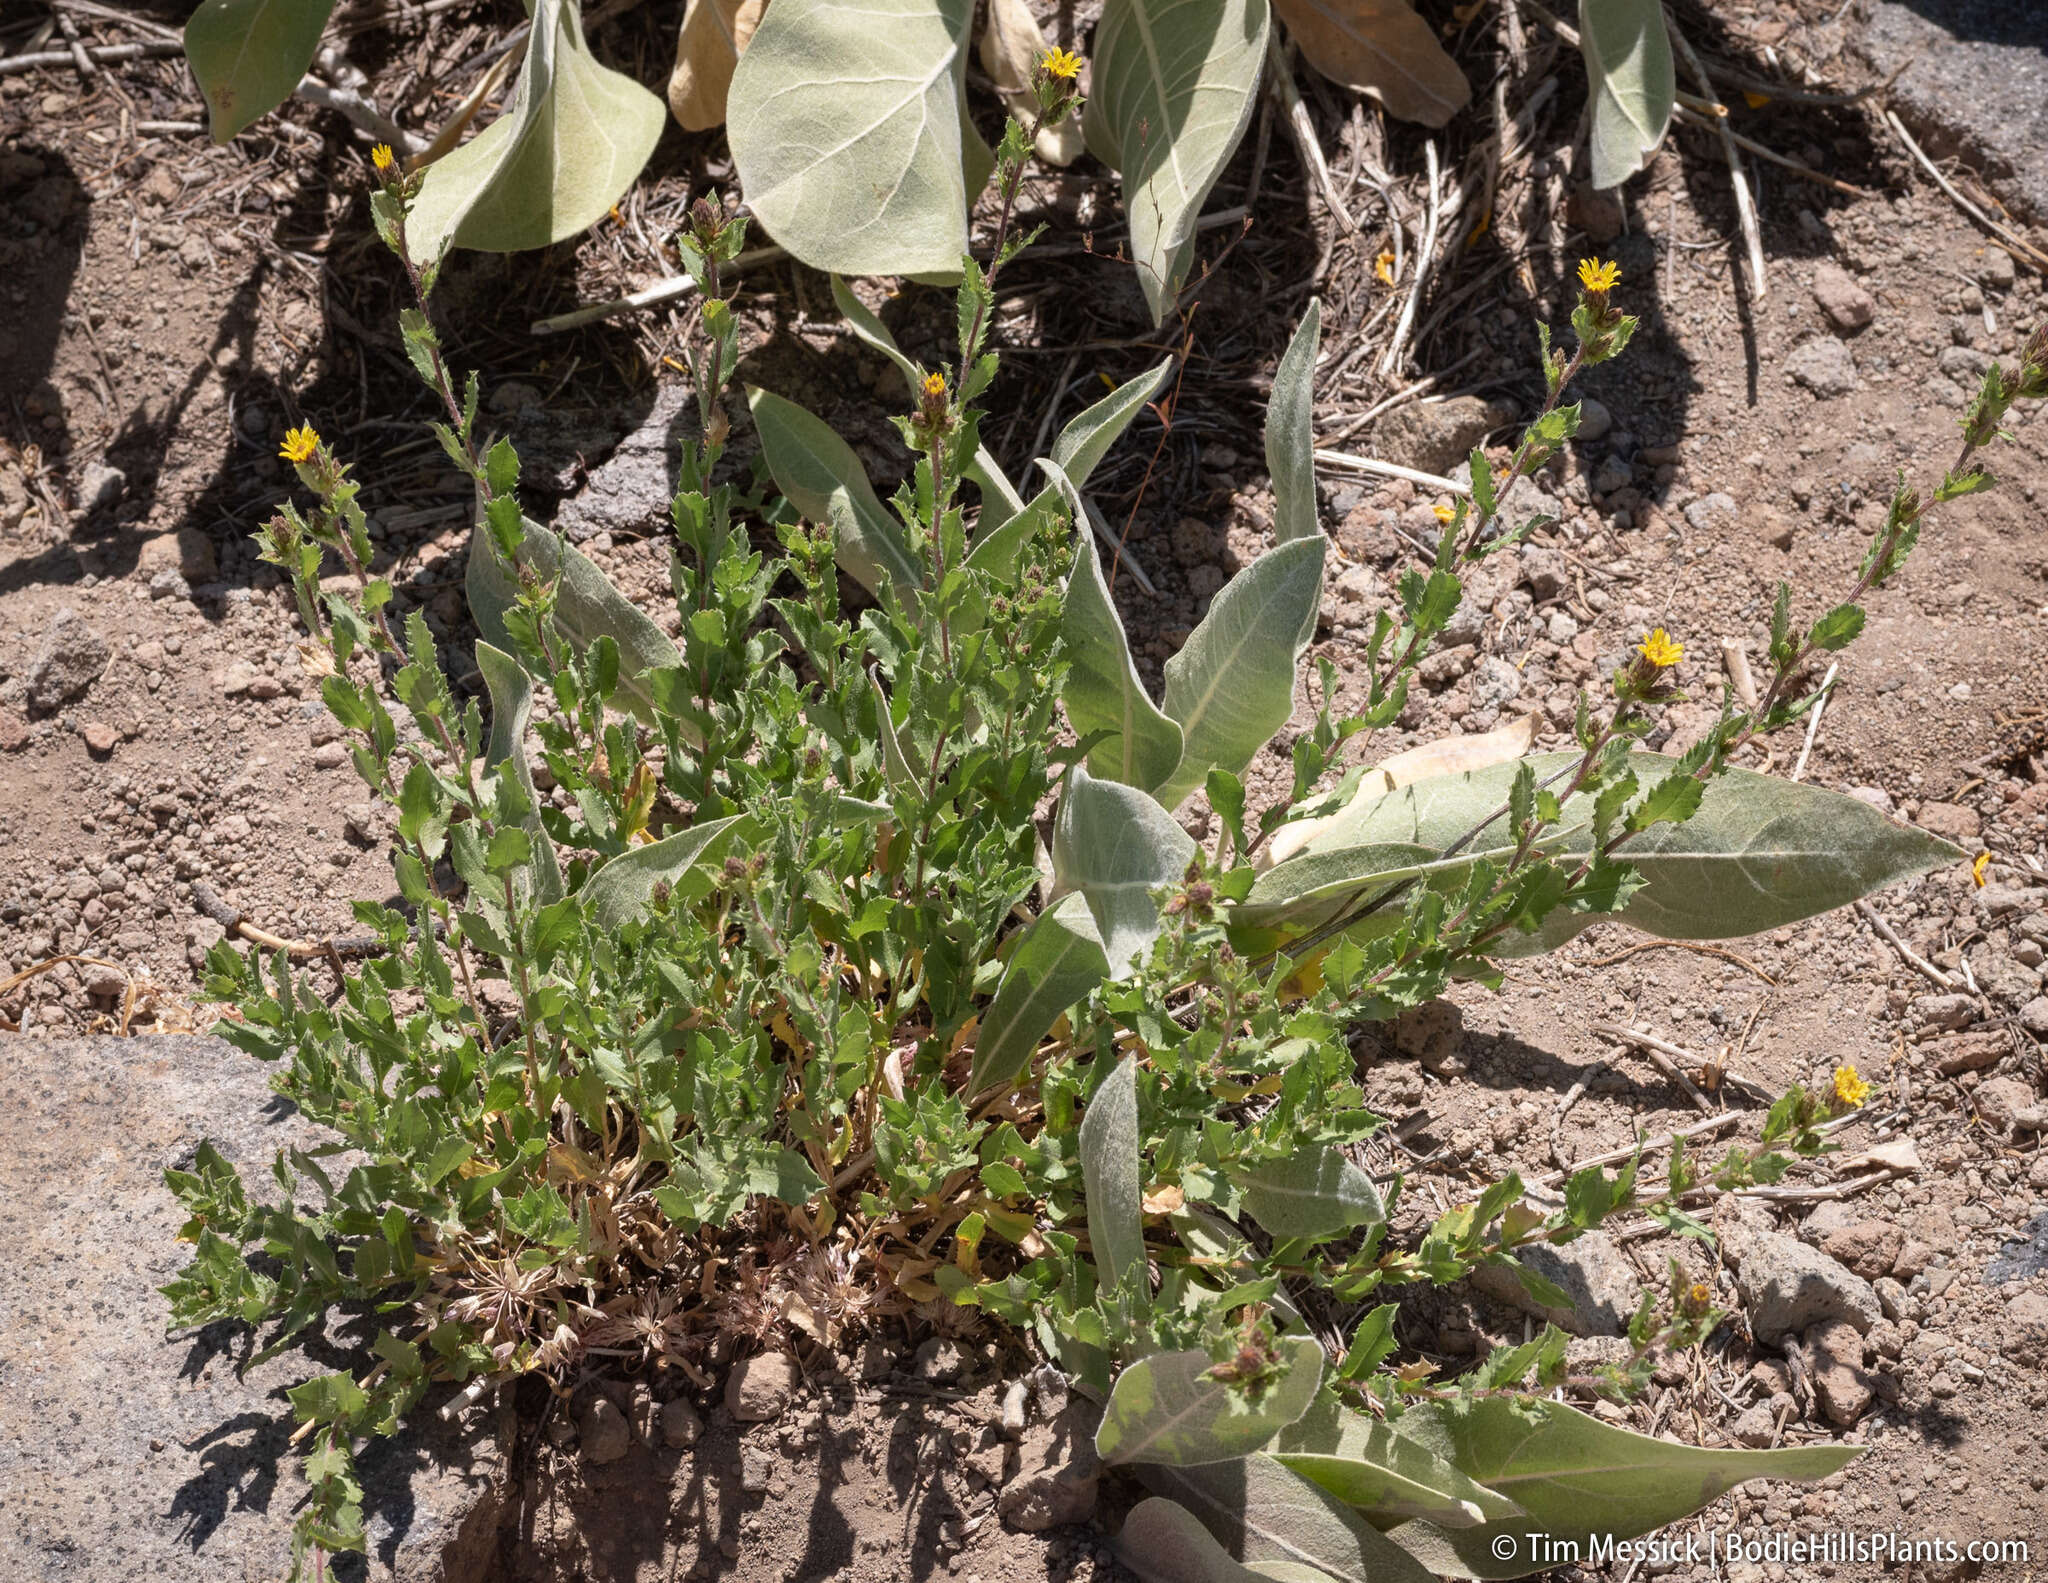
[1577,257,1621,294]
[922,371,947,401]
[1374,249,1395,286]
[1433,502,1456,524]
[280,424,320,464]
[1832,1063,1871,1108]
[1688,1281,1711,1308]
[1040,46,1082,81]
[1972,851,1991,888]
[370,143,396,174]
[1637,627,1683,669]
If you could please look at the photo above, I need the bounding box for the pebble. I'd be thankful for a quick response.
[739,1446,774,1494]
[27,608,111,711]
[312,741,347,770]
[1810,262,1875,333]
[1682,492,1739,534]
[726,1352,796,1422]
[220,660,261,697]
[1575,397,1612,443]
[660,1397,703,1448]
[79,462,127,515]
[80,722,117,757]
[577,1395,631,1464]
[913,1336,971,1384]
[1913,800,1980,842]
[1806,1318,1874,1426]
[1785,336,1858,397]
[1718,1201,1881,1341]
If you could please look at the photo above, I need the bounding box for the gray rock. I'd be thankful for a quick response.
[1938,344,1993,383]
[1575,397,1612,443]
[726,1351,796,1422]
[1810,262,1875,332]
[1910,992,1977,1032]
[913,1336,971,1383]
[1683,492,1739,534]
[997,1401,1101,1532]
[551,383,696,539]
[1731,1404,1779,1447]
[1374,396,1514,475]
[740,1446,774,1494]
[1469,1231,1639,1336]
[1975,1075,2044,1134]
[1786,336,1858,397]
[80,461,127,515]
[1856,3,2048,224]
[1467,656,1523,726]
[578,1396,632,1464]
[1719,1205,1881,1341]
[1800,1203,1905,1282]
[0,1037,501,1582]
[1806,1319,1874,1426]
[26,607,110,710]
[660,1397,704,1448]
[1520,543,1568,599]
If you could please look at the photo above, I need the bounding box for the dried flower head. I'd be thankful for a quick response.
[280,425,320,464]
[1831,1063,1871,1108]
[1040,46,1082,80]
[1577,257,1621,294]
[370,143,396,174]
[1637,627,1683,669]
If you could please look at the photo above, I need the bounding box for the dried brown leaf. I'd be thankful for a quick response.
[1271,0,1470,128]
[668,0,768,132]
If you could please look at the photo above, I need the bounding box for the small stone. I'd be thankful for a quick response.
[1682,492,1739,534]
[247,674,284,700]
[1469,1230,1637,1337]
[1891,1240,1937,1281]
[998,1402,1101,1532]
[312,741,347,770]
[1575,397,1612,443]
[1467,655,1522,726]
[2019,996,2048,1039]
[80,721,117,757]
[1375,396,1514,475]
[858,1338,895,1381]
[27,608,111,711]
[1980,249,2017,291]
[740,1446,774,1494]
[1914,801,1980,842]
[660,1397,702,1448]
[1000,1378,1031,1439]
[726,1352,796,1422]
[1785,336,1857,397]
[913,1336,970,1383]
[82,963,127,999]
[1975,1076,2043,1135]
[1810,262,1874,333]
[1806,1319,1874,1426]
[1566,182,1623,243]
[219,659,261,697]
[1519,544,1568,599]
[1718,1203,1881,1341]
[1910,993,1977,1034]
[79,462,127,515]
[627,1385,661,1446]
[1731,1404,1778,1447]
[578,1396,631,1464]
[2002,1291,2048,1367]
[1394,999,1463,1070]
[1801,1204,1904,1282]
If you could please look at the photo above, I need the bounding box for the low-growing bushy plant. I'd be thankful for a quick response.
[165,55,2048,1580]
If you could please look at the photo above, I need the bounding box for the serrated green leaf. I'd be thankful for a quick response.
[184,0,336,143]
[1084,0,1270,323]
[729,0,988,277]
[408,0,664,255]
[1384,1396,1859,1578]
[1098,1337,1323,1466]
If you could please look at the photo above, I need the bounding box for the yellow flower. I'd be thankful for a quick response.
[280,424,320,464]
[1374,249,1396,286]
[1577,256,1621,294]
[1432,502,1456,524]
[1972,851,1991,887]
[1637,627,1683,668]
[1040,46,1082,81]
[370,143,396,174]
[922,371,947,400]
[1831,1064,1871,1108]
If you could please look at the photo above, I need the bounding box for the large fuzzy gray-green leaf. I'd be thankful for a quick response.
[1055,485,1185,793]
[1051,359,1175,489]
[745,387,923,598]
[467,512,682,723]
[1154,535,1326,809]
[1580,0,1675,190]
[476,642,565,905]
[968,892,1110,1096]
[184,0,336,142]
[1234,840,1439,935]
[1116,1498,1332,1583]
[408,0,665,255]
[1141,1454,1440,1583]
[1098,1337,1323,1466]
[581,816,752,929]
[728,0,985,277]
[1384,1396,1858,1578]
[1237,1146,1385,1241]
[1052,766,1196,976]
[1085,0,1269,323]
[1271,1398,1522,1528]
[1081,1055,1146,1293]
[1265,302,1321,552]
[1295,751,1961,949]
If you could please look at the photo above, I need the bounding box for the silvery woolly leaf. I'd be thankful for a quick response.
[1383,1396,1858,1578]
[745,387,924,598]
[581,816,753,929]
[1097,1337,1324,1466]
[475,642,564,905]
[968,892,1110,1096]
[1264,301,1322,554]
[1080,1054,1145,1294]
[1154,536,1327,810]
[1580,0,1675,190]
[185,0,336,143]
[1115,1498,1332,1583]
[466,510,682,724]
[728,0,989,279]
[408,0,666,255]
[1294,751,1962,951]
[1085,0,1269,323]
[1236,1145,1386,1241]
[1051,765,1196,977]
[1271,1397,1523,1528]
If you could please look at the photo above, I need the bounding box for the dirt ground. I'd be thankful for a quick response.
[3,0,2046,1579]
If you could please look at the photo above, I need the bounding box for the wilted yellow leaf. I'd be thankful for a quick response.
[667,0,767,132]
[1271,0,1471,128]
